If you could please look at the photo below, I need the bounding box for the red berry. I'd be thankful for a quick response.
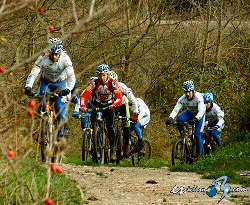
[49,26,54,32]
[44,198,53,205]
[56,166,63,174]
[28,100,36,108]
[7,150,14,158]
[38,7,44,13]
[0,67,4,72]
[28,110,34,117]
[51,163,57,172]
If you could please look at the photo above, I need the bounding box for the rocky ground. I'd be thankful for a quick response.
[61,164,250,205]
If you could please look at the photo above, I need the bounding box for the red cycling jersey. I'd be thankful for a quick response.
[80,78,122,108]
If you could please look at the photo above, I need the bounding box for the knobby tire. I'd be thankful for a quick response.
[82,129,92,161]
[132,137,152,166]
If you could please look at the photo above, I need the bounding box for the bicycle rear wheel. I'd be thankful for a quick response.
[132,138,152,166]
[82,129,92,161]
[172,138,186,166]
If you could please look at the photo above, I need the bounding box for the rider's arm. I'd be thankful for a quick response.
[112,81,123,107]
[169,95,185,119]
[25,56,43,88]
[64,54,76,91]
[214,103,225,128]
[127,91,139,115]
[195,93,206,120]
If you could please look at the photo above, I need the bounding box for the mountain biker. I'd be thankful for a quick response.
[109,70,139,158]
[166,80,206,157]
[80,64,123,162]
[25,37,76,137]
[130,98,150,152]
[203,92,224,146]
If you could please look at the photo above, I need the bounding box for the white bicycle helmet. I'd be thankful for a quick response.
[183,80,194,92]
[96,64,110,74]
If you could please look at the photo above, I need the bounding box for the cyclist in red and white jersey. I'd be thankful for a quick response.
[80,64,123,162]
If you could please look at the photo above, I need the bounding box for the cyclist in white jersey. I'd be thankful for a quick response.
[25,38,76,137]
[166,80,206,156]
[203,92,224,146]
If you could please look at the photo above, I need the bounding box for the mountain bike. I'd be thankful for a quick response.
[203,126,219,155]
[113,116,152,166]
[32,91,68,163]
[86,107,110,164]
[171,121,198,166]
[76,111,92,161]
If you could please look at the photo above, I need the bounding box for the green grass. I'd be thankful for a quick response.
[169,132,250,187]
[0,158,82,205]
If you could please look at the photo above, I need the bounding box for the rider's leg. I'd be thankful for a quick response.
[130,122,144,151]
[211,130,222,146]
[50,80,67,137]
[194,115,205,156]
[176,110,192,133]
[103,108,116,161]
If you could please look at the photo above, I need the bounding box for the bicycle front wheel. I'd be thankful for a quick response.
[132,138,152,166]
[92,124,101,163]
[172,138,186,166]
[41,118,49,163]
[82,129,92,161]
[116,129,123,164]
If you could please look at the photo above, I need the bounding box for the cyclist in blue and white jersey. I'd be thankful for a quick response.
[203,92,224,146]
[110,70,139,157]
[25,38,76,137]
[166,80,206,157]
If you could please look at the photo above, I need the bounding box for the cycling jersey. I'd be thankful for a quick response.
[25,52,75,91]
[169,91,206,120]
[205,102,225,128]
[118,82,139,115]
[136,98,150,126]
[80,78,122,107]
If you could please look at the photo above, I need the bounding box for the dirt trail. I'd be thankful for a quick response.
[61,164,249,205]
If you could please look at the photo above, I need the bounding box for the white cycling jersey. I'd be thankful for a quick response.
[205,102,225,128]
[118,82,139,114]
[25,52,75,91]
[136,98,150,126]
[169,91,206,120]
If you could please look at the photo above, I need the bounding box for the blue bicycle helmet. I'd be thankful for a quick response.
[96,64,110,74]
[110,70,118,81]
[204,92,214,103]
[48,38,63,54]
[183,80,194,92]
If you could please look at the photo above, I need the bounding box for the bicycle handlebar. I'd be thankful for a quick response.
[172,121,195,126]
[204,126,218,131]
[31,91,67,98]
[85,107,110,113]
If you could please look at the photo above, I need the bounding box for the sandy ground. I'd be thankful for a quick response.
[61,164,250,205]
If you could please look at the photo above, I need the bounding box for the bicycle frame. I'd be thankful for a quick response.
[171,121,197,166]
